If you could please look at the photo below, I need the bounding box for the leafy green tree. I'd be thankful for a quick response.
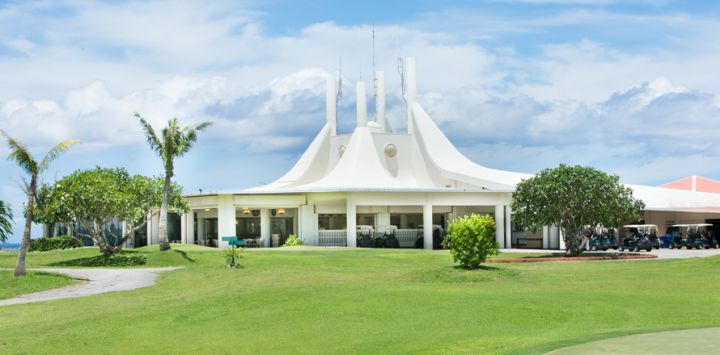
[1,131,79,276]
[0,200,13,243]
[34,167,189,255]
[511,164,645,256]
[136,114,212,251]
[443,214,499,269]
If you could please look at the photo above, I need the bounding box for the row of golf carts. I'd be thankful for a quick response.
[587,223,719,252]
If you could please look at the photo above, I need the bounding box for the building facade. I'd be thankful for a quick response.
[141,57,720,250]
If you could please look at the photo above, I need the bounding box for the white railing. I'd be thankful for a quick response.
[318,230,347,247]
[397,229,421,248]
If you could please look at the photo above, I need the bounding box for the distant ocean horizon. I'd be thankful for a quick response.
[0,243,21,251]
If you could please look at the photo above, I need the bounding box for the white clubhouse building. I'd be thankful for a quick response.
[142,58,720,250]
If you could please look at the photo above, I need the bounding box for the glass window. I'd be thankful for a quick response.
[318,214,347,230]
[236,218,261,238]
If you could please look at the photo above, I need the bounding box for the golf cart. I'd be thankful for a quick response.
[619,224,657,252]
[356,225,374,248]
[670,224,717,249]
[589,227,619,251]
[375,225,400,248]
[414,225,445,249]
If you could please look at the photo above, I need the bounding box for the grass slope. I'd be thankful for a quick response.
[1,247,719,354]
[0,270,75,300]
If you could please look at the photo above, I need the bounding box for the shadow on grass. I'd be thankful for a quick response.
[406,264,519,284]
[48,253,147,267]
[173,250,195,263]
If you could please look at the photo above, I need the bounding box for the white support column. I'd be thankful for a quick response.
[375,71,386,129]
[186,212,195,245]
[504,206,512,249]
[559,228,566,250]
[180,213,187,245]
[217,195,236,249]
[346,197,357,247]
[406,57,417,134]
[495,204,505,248]
[549,225,560,249]
[261,208,271,248]
[146,213,152,246]
[122,221,131,248]
[356,81,367,128]
[326,79,337,136]
[379,207,391,227]
[542,226,549,249]
[423,203,433,250]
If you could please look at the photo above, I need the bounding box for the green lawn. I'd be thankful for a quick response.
[1,246,719,354]
[0,270,75,300]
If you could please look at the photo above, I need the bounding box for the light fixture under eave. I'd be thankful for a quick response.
[242,208,251,215]
[277,208,286,215]
[204,208,210,212]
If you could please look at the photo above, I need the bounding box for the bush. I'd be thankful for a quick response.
[443,214,499,269]
[48,253,147,267]
[282,234,304,247]
[29,236,84,252]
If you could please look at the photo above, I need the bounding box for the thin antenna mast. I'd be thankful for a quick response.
[372,24,377,97]
[337,57,342,105]
[397,57,406,104]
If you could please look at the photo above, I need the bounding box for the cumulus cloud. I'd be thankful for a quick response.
[1,0,720,242]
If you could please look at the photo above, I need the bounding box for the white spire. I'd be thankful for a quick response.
[326,78,337,136]
[375,71,386,130]
[356,81,367,128]
[405,57,417,134]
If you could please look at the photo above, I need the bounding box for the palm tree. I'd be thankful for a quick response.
[0,200,12,243]
[1,131,80,276]
[135,114,212,251]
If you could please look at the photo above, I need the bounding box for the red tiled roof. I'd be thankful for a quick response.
[660,176,720,194]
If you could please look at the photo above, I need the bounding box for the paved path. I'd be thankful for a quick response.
[500,248,720,259]
[0,267,180,306]
[546,327,720,354]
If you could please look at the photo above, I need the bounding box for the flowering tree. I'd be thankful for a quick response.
[511,164,644,256]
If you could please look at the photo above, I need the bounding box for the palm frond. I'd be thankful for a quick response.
[1,130,37,175]
[135,113,163,155]
[38,139,81,172]
[193,121,213,132]
[0,200,13,243]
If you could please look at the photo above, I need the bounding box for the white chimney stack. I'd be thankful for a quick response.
[356,81,367,128]
[326,78,337,136]
[375,71,386,131]
[406,57,417,134]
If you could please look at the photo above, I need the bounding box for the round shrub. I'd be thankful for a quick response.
[29,236,84,252]
[443,214,499,269]
[282,234,304,247]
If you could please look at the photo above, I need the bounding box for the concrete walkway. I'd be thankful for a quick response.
[0,267,180,306]
[546,327,720,354]
[500,248,720,259]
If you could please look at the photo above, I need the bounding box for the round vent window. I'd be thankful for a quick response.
[339,145,346,157]
[384,144,397,158]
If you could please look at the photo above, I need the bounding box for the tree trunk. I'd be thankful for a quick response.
[563,228,584,256]
[158,171,172,251]
[15,175,37,276]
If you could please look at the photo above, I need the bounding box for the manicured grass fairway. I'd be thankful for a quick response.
[1,247,719,354]
[0,270,74,300]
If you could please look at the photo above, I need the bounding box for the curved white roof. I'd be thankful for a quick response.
[242,60,720,212]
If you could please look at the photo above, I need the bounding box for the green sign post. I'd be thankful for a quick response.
[221,236,245,267]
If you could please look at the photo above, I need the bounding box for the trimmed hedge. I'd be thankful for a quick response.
[443,214,499,269]
[29,236,84,252]
[282,235,304,247]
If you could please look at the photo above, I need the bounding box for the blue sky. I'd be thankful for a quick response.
[2,0,720,242]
